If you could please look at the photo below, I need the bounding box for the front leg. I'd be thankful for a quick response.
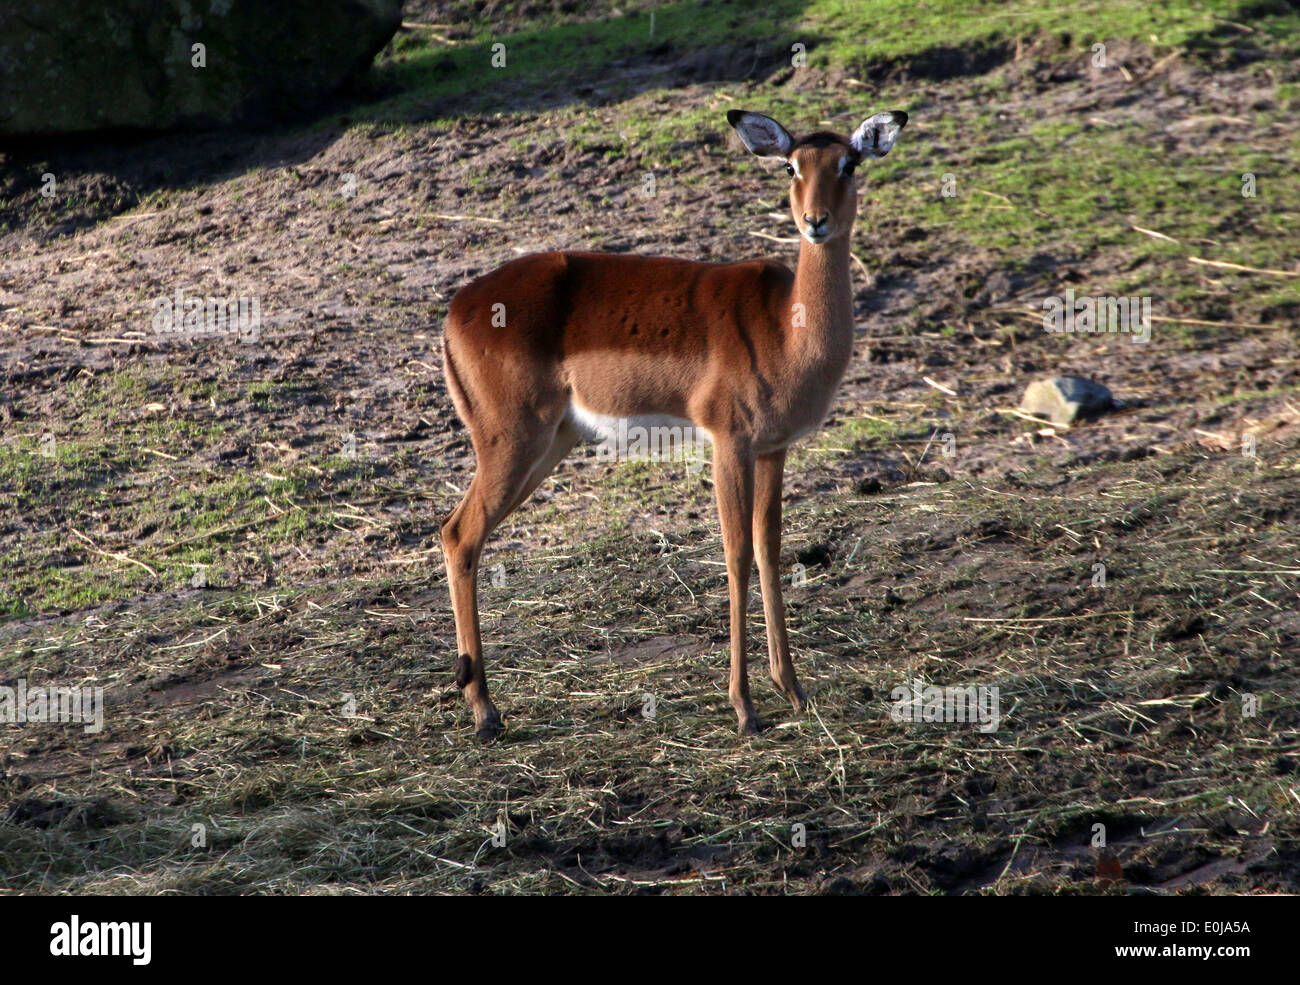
[754,448,808,712]
[712,438,762,735]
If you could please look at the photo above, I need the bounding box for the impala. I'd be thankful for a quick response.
[441,108,908,738]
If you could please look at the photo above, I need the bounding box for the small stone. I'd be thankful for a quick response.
[1019,376,1114,425]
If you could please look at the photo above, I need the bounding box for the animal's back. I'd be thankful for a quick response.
[446,251,793,355]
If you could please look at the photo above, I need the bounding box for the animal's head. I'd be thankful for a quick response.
[726,109,908,246]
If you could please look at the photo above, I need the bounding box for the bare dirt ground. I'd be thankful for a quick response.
[0,18,1297,893]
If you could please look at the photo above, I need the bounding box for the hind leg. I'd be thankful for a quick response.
[506,420,579,515]
[441,420,574,738]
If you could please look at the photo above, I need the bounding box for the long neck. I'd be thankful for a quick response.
[789,234,855,375]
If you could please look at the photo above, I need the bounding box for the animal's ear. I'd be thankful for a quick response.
[850,111,908,159]
[726,110,795,158]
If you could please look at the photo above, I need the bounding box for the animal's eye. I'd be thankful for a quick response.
[784,163,795,178]
[842,161,857,178]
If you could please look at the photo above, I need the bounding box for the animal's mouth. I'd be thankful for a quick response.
[803,227,831,244]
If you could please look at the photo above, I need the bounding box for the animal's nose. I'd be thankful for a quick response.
[802,211,829,230]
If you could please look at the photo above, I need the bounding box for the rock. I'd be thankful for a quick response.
[0,1,401,136]
[1019,376,1114,425]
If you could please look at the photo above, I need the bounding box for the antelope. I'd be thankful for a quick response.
[441,108,908,738]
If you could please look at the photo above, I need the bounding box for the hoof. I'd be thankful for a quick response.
[474,710,504,742]
[790,685,809,714]
[737,714,766,737]
[774,680,809,713]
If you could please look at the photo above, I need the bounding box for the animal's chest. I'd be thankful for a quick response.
[755,396,833,453]
[753,348,850,452]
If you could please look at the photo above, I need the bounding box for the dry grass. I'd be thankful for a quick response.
[3,420,1296,894]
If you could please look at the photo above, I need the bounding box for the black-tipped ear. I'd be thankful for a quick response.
[727,110,795,158]
[850,111,908,159]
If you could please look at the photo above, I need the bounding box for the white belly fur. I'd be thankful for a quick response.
[566,400,713,446]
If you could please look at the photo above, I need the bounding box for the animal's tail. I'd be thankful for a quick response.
[442,326,473,426]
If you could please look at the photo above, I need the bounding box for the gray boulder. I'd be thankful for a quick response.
[0,0,401,136]
[1020,377,1115,425]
